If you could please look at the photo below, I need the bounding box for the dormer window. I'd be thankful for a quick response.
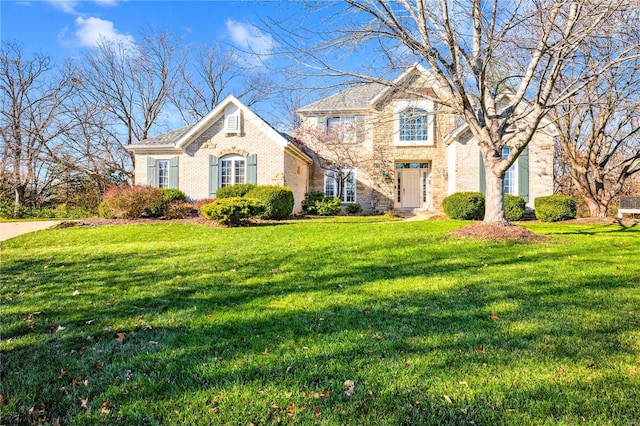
[394,100,434,146]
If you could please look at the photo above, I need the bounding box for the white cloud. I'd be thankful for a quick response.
[73,16,135,48]
[45,0,120,14]
[226,19,276,58]
[46,0,79,14]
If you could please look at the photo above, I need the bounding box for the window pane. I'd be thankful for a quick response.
[325,170,336,197]
[399,108,429,142]
[344,171,355,203]
[502,148,515,195]
[235,160,245,184]
[220,159,232,187]
[157,161,169,188]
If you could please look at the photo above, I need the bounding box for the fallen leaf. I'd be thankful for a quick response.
[92,361,103,371]
[313,406,321,418]
[443,395,452,404]
[55,417,62,426]
[46,325,65,334]
[477,345,486,354]
[73,290,80,296]
[101,400,110,414]
[587,363,596,369]
[459,381,469,387]
[209,407,219,414]
[343,379,355,396]
[0,394,5,406]
[489,313,499,320]
[79,398,88,409]
[372,333,382,339]
[114,332,126,342]
[58,369,69,378]
[72,377,80,387]
[262,348,269,356]
[85,319,95,325]
[24,312,43,322]
[285,402,304,417]
[321,389,331,397]
[404,361,411,367]
[206,314,216,319]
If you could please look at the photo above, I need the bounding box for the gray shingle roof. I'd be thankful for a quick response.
[297,83,387,113]
[132,124,195,146]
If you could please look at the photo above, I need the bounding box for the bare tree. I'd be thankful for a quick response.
[75,30,187,182]
[272,0,631,224]
[552,21,640,217]
[174,44,273,123]
[0,41,74,209]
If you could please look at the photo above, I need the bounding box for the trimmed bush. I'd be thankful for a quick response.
[442,192,485,220]
[164,201,195,219]
[216,184,257,199]
[98,201,113,219]
[244,186,294,220]
[346,203,363,214]
[504,195,526,222]
[301,191,326,215]
[535,195,577,222]
[102,185,163,219]
[316,197,342,216]
[200,197,264,226]
[147,188,188,217]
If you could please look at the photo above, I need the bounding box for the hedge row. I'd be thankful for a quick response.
[100,186,194,219]
[442,192,577,222]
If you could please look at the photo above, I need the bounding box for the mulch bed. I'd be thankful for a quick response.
[451,223,547,242]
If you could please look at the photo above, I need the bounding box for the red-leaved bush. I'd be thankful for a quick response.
[102,185,163,219]
[193,198,216,212]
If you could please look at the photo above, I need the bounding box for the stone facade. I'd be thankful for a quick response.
[297,66,554,212]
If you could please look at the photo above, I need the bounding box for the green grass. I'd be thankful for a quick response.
[1,218,639,425]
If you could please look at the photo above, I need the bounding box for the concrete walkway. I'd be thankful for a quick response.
[0,221,63,241]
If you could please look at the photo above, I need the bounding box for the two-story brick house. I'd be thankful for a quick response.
[296,64,554,213]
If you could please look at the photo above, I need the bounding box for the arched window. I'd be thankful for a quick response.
[399,108,429,142]
[219,155,246,188]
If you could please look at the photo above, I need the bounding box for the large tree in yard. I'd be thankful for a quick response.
[552,18,640,217]
[275,0,629,224]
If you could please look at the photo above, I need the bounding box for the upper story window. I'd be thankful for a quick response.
[157,160,169,188]
[399,108,429,142]
[220,155,245,188]
[394,100,434,146]
[326,116,358,142]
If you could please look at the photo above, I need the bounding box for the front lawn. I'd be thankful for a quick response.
[1,218,638,425]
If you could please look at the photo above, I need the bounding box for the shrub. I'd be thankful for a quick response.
[442,192,485,220]
[53,204,93,219]
[200,197,264,226]
[535,195,577,222]
[244,186,294,220]
[146,188,188,217]
[504,195,526,222]
[346,203,363,214]
[216,184,257,199]
[98,201,114,219]
[301,191,326,215]
[193,198,216,212]
[102,185,163,219]
[164,201,195,219]
[315,197,342,216]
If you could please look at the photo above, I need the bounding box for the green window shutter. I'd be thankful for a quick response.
[169,156,179,189]
[518,146,529,202]
[147,156,156,186]
[247,154,257,185]
[479,151,486,194]
[208,155,219,198]
[317,116,326,133]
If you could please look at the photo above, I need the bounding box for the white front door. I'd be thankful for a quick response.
[401,169,421,208]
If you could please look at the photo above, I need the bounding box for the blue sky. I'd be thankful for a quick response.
[1,1,295,61]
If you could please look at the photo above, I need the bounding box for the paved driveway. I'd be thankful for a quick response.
[0,221,63,241]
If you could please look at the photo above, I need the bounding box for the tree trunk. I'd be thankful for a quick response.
[484,169,509,225]
[584,196,608,218]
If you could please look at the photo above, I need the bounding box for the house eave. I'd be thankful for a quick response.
[126,144,182,153]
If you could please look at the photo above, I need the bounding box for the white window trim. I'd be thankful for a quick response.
[219,154,246,188]
[502,147,518,195]
[393,100,434,146]
[157,160,169,189]
[326,116,358,143]
[324,168,357,203]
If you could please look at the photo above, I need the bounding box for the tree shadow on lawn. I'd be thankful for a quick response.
[1,227,639,423]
